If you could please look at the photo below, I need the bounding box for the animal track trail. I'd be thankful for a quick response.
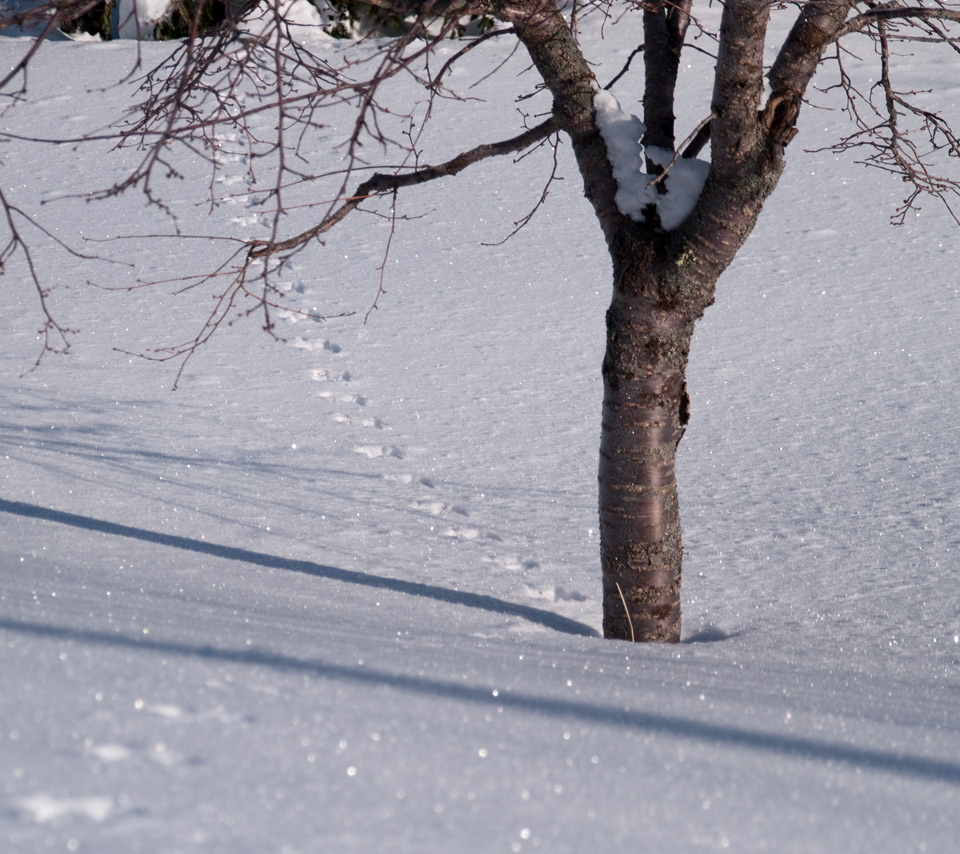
[282,322,551,580]
[354,444,404,460]
[310,369,353,383]
[409,499,469,517]
[317,389,368,408]
[211,131,254,211]
[287,320,409,464]
[333,413,384,428]
[292,337,341,353]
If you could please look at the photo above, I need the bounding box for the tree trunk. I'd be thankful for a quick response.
[598,255,694,642]
[505,0,821,642]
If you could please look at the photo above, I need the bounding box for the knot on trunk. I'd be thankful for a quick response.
[760,92,801,147]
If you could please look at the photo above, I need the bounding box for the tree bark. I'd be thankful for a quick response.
[599,275,692,642]
[642,0,692,152]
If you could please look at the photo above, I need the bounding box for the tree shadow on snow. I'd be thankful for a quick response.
[2,614,960,789]
[0,497,598,638]
[684,625,753,644]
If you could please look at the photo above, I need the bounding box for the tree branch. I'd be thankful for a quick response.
[603,43,644,92]
[0,8,64,94]
[762,1,856,148]
[642,0,692,151]
[820,11,960,227]
[248,115,561,259]
[709,0,771,177]
[506,0,622,242]
[836,5,960,39]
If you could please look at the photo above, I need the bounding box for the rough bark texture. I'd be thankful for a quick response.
[598,270,692,642]
[642,0,692,153]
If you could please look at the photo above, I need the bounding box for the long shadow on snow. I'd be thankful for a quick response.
[2,615,959,788]
[0,497,597,638]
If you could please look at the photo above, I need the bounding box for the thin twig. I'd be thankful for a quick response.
[604,43,644,91]
[366,189,399,322]
[615,582,635,643]
[645,111,715,189]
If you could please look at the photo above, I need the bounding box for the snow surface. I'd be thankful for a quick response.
[2,9,960,854]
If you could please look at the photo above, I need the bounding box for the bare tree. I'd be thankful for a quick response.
[3,0,959,641]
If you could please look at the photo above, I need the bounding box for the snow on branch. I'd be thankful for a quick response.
[593,91,707,231]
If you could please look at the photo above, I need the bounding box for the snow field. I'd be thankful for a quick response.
[2,10,960,853]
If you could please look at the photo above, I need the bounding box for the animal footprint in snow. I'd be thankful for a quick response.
[86,742,132,763]
[292,338,335,353]
[278,310,324,325]
[411,499,447,516]
[410,500,468,516]
[525,585,588,602]
[149,742,186,767]
[311,370,352,383]
[213,131,240,150]
[354,445,403,459]
[14,794,114,824]
[317,391,366,406]
[330,412,382,428]
[331,412,378,428]
[484,555,538,571]
[134,699,183,718]
[442,527,480,540]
